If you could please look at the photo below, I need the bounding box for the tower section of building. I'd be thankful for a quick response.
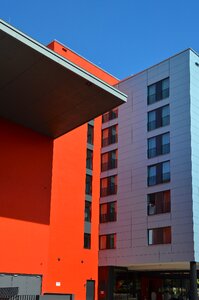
[99,49,198,299]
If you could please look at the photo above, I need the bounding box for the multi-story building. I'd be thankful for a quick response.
[99,49,199,300]
[1,18,199,300]
[0,19,126,300]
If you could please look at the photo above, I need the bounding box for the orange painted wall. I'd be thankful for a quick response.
[43,42,118,299]
[44,120,101,299]
[47,41,119,86]
[0,40,118,300]
[0,117,52,275]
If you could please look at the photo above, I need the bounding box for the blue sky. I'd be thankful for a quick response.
[0,0,198,79]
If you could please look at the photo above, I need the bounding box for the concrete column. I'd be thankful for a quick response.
[190,261,198,300]
[107,266,114,300]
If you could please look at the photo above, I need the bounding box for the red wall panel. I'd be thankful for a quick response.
[0,118,52,275]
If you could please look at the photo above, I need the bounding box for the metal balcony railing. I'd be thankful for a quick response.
[100,185,117,197]
[100,212,117,223]
[102,135,118,147]
[101,159,117,171]
[148,143,170,158]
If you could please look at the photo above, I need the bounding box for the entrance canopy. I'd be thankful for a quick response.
[0,19,127,138]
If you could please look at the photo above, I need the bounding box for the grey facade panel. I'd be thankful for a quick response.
[99,48,196,268]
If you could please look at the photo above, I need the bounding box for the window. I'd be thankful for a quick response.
[87,124,94,145]
[100,201,117,223]
[148,227,171,245]
[101,150,118,171]
[102,108,118,123]
[162,105,170,127]
[99,234,116,249]
[148,105,170,131]
[86,174,92,195]
[162,161,170,182]
[102,125,118,147]
[148,161,170,186]
[86,149,93,170]
[85,201,92,222]
[100,175,117,197]
[148,132,170,158]
[148,78,169,105]
[148,190,171,215]
[84,233,91,249]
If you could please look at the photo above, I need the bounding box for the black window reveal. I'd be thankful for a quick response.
[148,161,170,186]
[102,108,118,123]
[101,150,118,172]
[84,233,91,249]
[100,201,117,223]
[148,105,170,131]
[148,77,169,105]
[102,125,118,147]
[85,201,92,222]
[86,174,92,195]
[100,175,117,197]
[99,233,116,249]
[86,149,93,170]
[148,190,171,215]
[148,132,170,158]
[148,227,171,245]
[87,124,94,145]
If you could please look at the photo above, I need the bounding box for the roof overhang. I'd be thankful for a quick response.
[0,19,127,138]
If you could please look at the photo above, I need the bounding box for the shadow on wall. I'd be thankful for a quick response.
[0,118,53,225]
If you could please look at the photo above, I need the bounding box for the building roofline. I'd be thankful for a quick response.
[118,48,199,85]
[49,39,120,82]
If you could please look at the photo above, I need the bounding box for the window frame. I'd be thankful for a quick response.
[148,132,170,158]
[99,233,116,250]
[100,175,117,197]
[102,108,118,123]
[100,201,117,223]
[85,201,92,222]
[84,233,91,249]
[148,226,171,245]
[148,161,170,186]
[147,105,170,131]
[147,190,171,216]
[102,125,118,147]
[87,124,94,145]
[85,174,92,195]
[86,149,93,170]
[101,149,118,172]
[147,77,169,105]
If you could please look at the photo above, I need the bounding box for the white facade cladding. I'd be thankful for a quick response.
[99,49,199,270]
[190,50,199,263]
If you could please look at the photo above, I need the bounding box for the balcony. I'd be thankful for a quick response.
[101,159,117,172]
[100,212,116,223]
[102,135,118,147]
[148,143,170,158]
[102,109,118,123]
[100,185,117,197]
[148,172,170,186]
[148,202,170,215]
[148,88,169,104]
